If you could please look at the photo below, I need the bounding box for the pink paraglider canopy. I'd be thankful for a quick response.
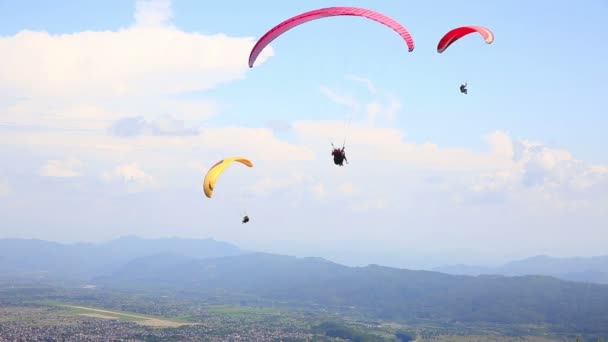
[248,6,415,68]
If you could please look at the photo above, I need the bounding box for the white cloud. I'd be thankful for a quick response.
[365,96,400,124]
[338,181,357,196]
[0,28,269,98]
[319,85,359,111]
[352,198,388,212]
[248,173,310,196]
[102,163,156,192]
[3,117,607,260]
[108,116,200,137]
[485,131,514,158]
[310,182,327,199]
[0,179,9,196]
[320,81,401,125]
[366,102,382,122]
[2,102,125,131]
[264,120,292,133]
[471,170,514,194]
[572,166,608,192]
[3,104,605,212]
[0,0,272,132]
[346,75,376,94]
[0,126,316,168]
[135,0,173,28]
[467,133,608,208]
[41,158,83,177]
[293,121,508,171]
[167,100,221,122]
[380,95,402,121]
[247,173,360,203]
[188,161,208,175]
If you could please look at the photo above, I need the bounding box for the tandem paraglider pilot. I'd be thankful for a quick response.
[331,144,348,166]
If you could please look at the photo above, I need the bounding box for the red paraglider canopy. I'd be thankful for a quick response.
[437,26,494,53]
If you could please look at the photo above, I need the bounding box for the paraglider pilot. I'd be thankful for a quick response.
[331,143,348,166]
[460,82,468,95]
[242,215,250,224]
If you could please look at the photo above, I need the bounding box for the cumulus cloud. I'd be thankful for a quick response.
[102,163,156,192]
[1,103,126,131]
[352,198,388,212]
[248,173,311,196]
[516,140,578,188]
[108,116,199,137]
[188,161,208,175]
[264,120,292,133]
[248,174,358,204]
[0,0,272,133]
[467,132,608,207]
[293,121,507,171]
[0,29,268,98]
[310,182,327,199]
[338,181,357,196]
[485,131,514,158]
[135,0,173,28]
[0,126,315,168]
[41,158,83,177]
[0,8,273,98]
[0,179,9,196]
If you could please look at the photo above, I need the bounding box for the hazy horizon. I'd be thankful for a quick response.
[3,234,605,272]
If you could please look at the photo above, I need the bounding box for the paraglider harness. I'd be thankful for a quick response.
[242,215,250,224]
[331,143,348,166]
[460,82,468,95]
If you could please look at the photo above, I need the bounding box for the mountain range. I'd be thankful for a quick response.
[433,255,608,284]
[0,236,243,283]
[1,236,608,335]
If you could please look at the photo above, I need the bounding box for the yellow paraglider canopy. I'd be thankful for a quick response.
[203,157,254,198]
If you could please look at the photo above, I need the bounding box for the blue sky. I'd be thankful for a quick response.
[2,0,606,158]
[1,0,607,269]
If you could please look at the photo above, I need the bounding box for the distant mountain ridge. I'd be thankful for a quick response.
[93,252,608,333]
[433,255,608,284]
[0,236,244,282]
[2,237,608,334]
